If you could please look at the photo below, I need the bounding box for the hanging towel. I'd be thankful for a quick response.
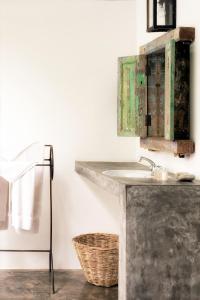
[0,141,44,162]
[0,176,9,230]
[10,164,43,233]
[10,142,44,232]
[0,142,44,232]
[11,142,44,162]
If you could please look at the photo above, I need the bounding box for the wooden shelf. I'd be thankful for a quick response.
[140,137,194,157]
[140,27,195,55]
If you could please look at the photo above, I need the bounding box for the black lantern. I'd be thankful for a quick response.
[147,0,176,32]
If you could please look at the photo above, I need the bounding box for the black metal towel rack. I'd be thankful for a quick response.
[0,144,55,294]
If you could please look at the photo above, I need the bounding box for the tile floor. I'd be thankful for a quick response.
[0,270,118,300]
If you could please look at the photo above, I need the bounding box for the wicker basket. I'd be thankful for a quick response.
[73,233,119,287]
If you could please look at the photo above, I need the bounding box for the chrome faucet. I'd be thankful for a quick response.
[139,156,156,171]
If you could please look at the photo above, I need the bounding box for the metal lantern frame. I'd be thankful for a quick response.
[147,0,176,32]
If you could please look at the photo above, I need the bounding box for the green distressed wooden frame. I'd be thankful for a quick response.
[138,27,195,156]
[117,55,147,137]
[140,27,195,142]
[165,39,175,140]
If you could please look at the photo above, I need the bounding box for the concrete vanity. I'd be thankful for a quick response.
[75,161,200,300]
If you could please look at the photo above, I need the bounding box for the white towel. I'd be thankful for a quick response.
[10,164,43,233]
[0,141,44,162]
[0,176,9,230]
[11,142,44,162]
[0,142,44,233]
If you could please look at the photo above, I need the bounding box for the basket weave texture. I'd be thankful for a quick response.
[73,233,119,287]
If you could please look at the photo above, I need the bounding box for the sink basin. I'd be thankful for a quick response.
[102,169,152,179]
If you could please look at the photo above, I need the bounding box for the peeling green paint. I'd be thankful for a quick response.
[117,56,147,137]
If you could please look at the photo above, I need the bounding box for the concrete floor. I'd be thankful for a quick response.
[0,270,118,300]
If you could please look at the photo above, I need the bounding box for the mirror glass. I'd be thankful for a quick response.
[157,0,174,26]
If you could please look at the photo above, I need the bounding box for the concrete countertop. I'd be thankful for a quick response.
[75,161,200,196]
[75,161,200,300]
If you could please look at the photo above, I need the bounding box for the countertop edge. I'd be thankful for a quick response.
[75,161,126,197]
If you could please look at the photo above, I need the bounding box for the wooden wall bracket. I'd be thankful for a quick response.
[140,27,195,55]
[140,137,194,157]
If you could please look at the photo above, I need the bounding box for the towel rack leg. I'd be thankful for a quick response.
[49,145,55,293]
[49,151,53,272]
[51,254,55,294]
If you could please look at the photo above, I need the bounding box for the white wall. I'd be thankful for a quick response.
[2,0,197,271]
[0,0,138,269]
[135,0,200,177]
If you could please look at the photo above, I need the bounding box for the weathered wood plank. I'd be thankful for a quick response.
[135,55,147,138]
[117,56,147,137]
[140,27,195,55]
[165,40,191,141]
[165,39,175,140]
[147,51,165,137]
[140,137,194,156]
[122,64,129,132]
[118,56,137,136]
[174,41,190,140]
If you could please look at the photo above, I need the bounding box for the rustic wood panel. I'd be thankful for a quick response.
[174,41,190,140]
[118,56,136,136]
[165,39,175,140]
[117,56,147,137]
[135,55,147,138]
[147,51,165,137]
[140,137,194,156]
[165,40,191,141]
[140,27,195,55]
